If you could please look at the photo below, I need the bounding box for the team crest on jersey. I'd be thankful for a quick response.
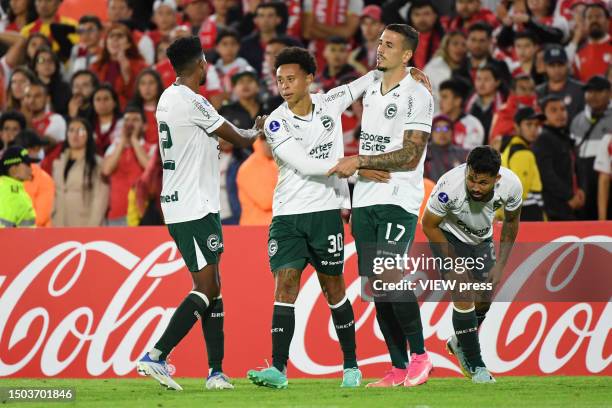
[384,103,398,119]
[268,239,278,256]
[207,234,220,251]
[269,120,280,132]
[321,115,335,131]
[438,192,449,203]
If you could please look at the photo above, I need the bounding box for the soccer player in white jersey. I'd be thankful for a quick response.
[246,46,429,389]
[136,36,264,391]
[422,146,523,383]
[330,24,435,388]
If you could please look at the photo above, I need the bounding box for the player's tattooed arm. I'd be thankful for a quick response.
[498,207,521,266]
[358,129,430,171]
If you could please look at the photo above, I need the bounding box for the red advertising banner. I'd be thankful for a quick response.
[0,223,610,379]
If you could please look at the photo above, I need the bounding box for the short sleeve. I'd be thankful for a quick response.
[189,96,225,134]
[264,116,292,151]
[426,176,450,217]
[404,86,434,133]
[594,134,611,175]
[504,174,524,212]
[324,71,378,116]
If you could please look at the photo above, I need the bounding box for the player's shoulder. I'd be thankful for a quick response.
[264,105,290,136]
[499,166,522,189]
[434,165,467,197]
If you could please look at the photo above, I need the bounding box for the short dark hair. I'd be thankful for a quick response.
[255,2,280,16]
[274,46,317,75]
[0,111,26,131]
[385,24,419,51]
[27,78,48,94]
[216,28,240,45]
[166,36,203,75]
[79,14,103,29]
[514,30,536,44]
[467,146,501,176]
[267,35,301,48]
[327,36,349,46]
[511,74,533,90]
[124,104,146,122]
[71,69,100,88]
[539,94,564,111]
[439,78,471,101]
[477,64,500,81]
[468,22,493,38]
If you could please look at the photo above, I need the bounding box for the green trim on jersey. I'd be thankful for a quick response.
[268,209,345,275]
[167,213,224,272]
[351,204,417,277]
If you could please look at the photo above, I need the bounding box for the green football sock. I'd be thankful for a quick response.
[391,300,425,355]
[329,297,358,369]
[202,296,224,374]
[154,291,209,360]
[453,307,485,369]
[272,303,295,372]
[375,301,408,369]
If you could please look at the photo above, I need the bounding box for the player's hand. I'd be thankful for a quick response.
[358,169,390,183]
[409,67,432,94]
[253,115,267,132]
[327,156,360,178]
[486,263,504,290]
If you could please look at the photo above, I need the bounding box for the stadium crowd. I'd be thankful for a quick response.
[0,0,611,228]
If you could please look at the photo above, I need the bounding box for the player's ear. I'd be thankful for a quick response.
[402,49,413,66]
[306,73,314,86]
[495,174,502,183]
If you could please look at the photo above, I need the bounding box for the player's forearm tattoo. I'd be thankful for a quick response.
[358,129,430,171]
[498,208,521,266]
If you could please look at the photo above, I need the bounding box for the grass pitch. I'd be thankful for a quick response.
[1,376,611,408]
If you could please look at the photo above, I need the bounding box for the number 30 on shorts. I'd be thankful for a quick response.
[327,233,343,253]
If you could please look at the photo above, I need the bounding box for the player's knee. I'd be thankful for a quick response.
[321,283,345,306]
[475,301,491,317]
[192,282,220,300]
[274,281,299,303]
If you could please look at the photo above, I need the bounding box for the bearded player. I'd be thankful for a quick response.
[136,36,264,391]
[422,146,522,383]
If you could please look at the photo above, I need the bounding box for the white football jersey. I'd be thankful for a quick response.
[426,164,523,245]
[264,71,378,216]
[353,73,434,215]
[156,83,226,224]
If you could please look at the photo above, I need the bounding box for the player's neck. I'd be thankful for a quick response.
[381,67,408,94]
[177,76,200,94]
[287,93,313,117]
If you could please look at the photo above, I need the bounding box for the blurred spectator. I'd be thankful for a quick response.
[533,95,584,220]
[101,106,155,226]
[261,36,293,112]
[219,69,263,129]
[0,0,38,32]
[349,5,384,75]
[23,79,66,146]
[406,0,445,69]
[303,0,362,74]
[24,31,51,67]
[181,0,210,34]
[317,36,357,92]
[67,69,99,121]
[0,30,27,109]
[594,133,611,220]
[20,0,78,61]
[490,74,538,149]
[5,65,36,111]
[497,0,568,47]
[91,84,123,155]
[215,28,254,99]
[130,68,163,144]
[438,78,485,149]
[91,23,148,108]
[501,107,545,221]
[199,0,239,51]
[506,31,544,84]
[239,2,283,75]
[127,150,163,225]
[66,15,103,79]
[237,137,277,225]
[217,137,247,225]
[456,22,511,90]
[0,145,35,227]
[147,0,178,49]
[52,117,108,226]
[465,65,505,144]
[0,110,26,152]
[441,0,498,32]
[155,37,171,64]
[571,2,612,83]
[31,46,70,116]
[536,44,585,119]
[570,75,612,220]
[424,114,468,182]
[424,30,467,108]
[14,129,54,226]
[107,0,156,64]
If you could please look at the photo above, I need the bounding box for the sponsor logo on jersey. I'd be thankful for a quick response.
[321,115,335,131]
[269,120,281,132]
[406,96,414,118]
[268,239,278,256]
[310,142,333,159]
[207,234,221,251]
[438,192,449,203]
[360,131,391,152]
[325,90,345,103]
[392,92,400,98]
[192,100,210,119]
[384,103,398,119]
[457,219,490,237]
[160,191,179,203]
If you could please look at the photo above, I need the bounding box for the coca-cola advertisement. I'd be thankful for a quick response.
[0,223,610,379]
